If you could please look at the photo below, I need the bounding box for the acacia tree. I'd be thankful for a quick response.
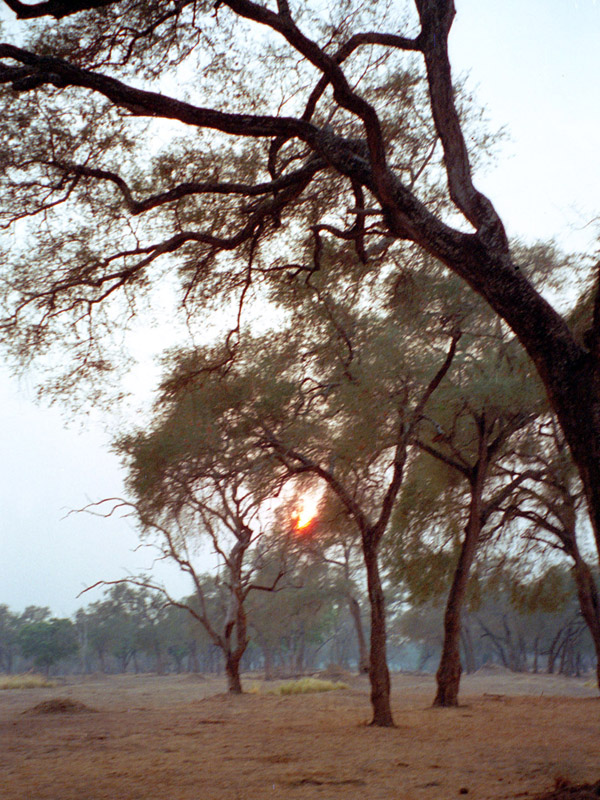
[2,0,600,561]
[153,255,462,725]
[387,336,543,705]
[114,393,293,693]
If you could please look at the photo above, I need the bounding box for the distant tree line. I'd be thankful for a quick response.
[2,562,596,680]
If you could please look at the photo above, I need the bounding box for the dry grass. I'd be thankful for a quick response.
[269,677,349,695]
[0,674,57,690]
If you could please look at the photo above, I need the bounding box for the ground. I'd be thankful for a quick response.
[1,668,598,800]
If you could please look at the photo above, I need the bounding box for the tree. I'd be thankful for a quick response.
[17,617,78,674]
[0,604,20,673]
[244,540,351,675]
[115,384,294,693]
[2,0,600,696]
[407,339,543,705]
[501,417,600,689]
[149,263,461,724]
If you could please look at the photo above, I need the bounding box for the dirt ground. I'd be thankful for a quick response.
[1,668,598,800]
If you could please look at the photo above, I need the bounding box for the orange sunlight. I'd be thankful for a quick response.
[292,494,319,532]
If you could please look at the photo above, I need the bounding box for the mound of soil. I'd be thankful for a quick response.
[532,780,600,799]
[23,697,97,715]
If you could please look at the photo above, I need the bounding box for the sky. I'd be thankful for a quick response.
[1,0,599,616]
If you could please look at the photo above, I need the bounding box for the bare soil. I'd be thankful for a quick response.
[1,669,598,800]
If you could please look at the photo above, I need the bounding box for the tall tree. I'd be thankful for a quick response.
[116,384,293,693]
[3,1,599,556]
[151,261,461,724]
[3,3,600,711]
[389,337,543,705]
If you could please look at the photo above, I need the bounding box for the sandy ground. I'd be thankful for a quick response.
[1,669,598,800]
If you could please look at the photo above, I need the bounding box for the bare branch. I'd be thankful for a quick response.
[0,44,317,141]
[414,0,508,248]
[47,156,326,216]
[1,0,119,19]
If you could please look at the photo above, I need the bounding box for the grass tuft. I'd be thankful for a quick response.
[0,674,58,690]
[269,677,348,695]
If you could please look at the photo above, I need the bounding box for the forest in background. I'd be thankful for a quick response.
[2,560,597,683]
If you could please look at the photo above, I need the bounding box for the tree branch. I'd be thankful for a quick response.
[0,43,317,140]
[414,0,508,248]
[1,0,119,19]
[373,330,461,542]
[47,156,326,215]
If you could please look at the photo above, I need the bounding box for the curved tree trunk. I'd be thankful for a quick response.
[434,534,476,706]
[364,543,394,727]
[434,464,485,707]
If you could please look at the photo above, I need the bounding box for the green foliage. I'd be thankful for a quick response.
[0,0,505,411]
[508,566,573,616]
[17,618,78,673]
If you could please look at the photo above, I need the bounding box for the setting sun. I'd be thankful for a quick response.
[292,494,319,532]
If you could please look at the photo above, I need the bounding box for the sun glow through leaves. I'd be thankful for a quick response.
[292,494,319,532]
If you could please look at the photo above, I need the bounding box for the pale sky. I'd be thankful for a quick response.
[1,0,599,616]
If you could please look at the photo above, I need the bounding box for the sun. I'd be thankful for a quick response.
[292,494,319,532]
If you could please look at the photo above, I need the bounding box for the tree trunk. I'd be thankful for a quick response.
[262,644,274,681]
[222,580,248,694]
[155,644,166,676]
[547,630,562,674]
[348,593,370,675]
[460,623,476,674]
[364,542,394,727]
[187,640,200,674]
[225,650,243,694]
[295,631,305,675]
[434,469,484,707]
[97,650,106,674]
[571,554,600,690]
